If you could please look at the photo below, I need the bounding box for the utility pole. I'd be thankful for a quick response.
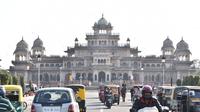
[161,56,166,86]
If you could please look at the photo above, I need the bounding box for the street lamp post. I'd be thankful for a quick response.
[80,75,83,84]
[37,55,41,88]
[119,75,123,87]
[59,67,62,87]
[162,56,166,86]
[141,68,144,85]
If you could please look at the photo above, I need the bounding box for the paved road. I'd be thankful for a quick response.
[24,90,133,112]
[86,90,132,112]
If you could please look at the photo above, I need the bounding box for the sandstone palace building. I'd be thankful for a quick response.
[9,16,194,86]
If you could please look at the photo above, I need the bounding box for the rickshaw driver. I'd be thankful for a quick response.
[0,87,16,112]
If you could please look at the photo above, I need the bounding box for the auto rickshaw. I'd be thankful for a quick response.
[104,85,120,105]
[3,85,27,112]
[156,86,175,109]
[98,85,105,103]
[65,84,86,112]
[173,86,200,112]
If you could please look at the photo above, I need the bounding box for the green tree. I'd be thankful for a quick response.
[176,79,182,86]
[19,76,25,93]
[12,75,18,85]
[0,69,11,84]
[193,76,199,86]
[182,76,200,86]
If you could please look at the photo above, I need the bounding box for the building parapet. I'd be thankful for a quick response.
[86,33,120,36]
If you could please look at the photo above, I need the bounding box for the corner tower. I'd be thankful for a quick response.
[13,37,30,62]
[31,36,45,57]
[161,37,175,58]
[175,38,191,61]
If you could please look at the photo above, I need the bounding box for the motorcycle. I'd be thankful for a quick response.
[130,107,159,112]
[105,93,113,109]
[130,106,169,112]
[162,106,169,112]
[138,107,159,112]
[131,95,140,104]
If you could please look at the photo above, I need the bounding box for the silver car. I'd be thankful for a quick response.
[31,87,80,112]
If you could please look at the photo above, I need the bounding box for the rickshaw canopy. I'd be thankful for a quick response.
[3,85,24,102]
[65,84,86,100]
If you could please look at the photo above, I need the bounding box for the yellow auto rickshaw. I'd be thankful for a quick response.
[65,84,86,112]
[4,85,27,112]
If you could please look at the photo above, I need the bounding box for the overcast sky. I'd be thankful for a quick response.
[0,0,200,69]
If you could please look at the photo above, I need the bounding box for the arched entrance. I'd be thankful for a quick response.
[98,71,106,83]
[111,73,116,81]
[75,73,81,80]
[88,73,93,82]
[123,73,129,80]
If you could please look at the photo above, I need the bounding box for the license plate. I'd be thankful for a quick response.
[43,106,60,112]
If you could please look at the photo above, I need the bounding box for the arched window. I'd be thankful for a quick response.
[151,64,155,67]
[67,62,71,68]
[107,74,109,81]
[45,64,49,67]
[57,74,60,81]
[95,75,97,81]
[50,63,54,67]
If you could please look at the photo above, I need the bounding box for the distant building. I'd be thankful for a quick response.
[9,16,194,86]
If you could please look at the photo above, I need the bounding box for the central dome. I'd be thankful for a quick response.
[93,15,112,30]
[98,16,108,25]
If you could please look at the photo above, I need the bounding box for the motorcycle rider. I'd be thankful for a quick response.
[130,86,141,102]
[0,87,16,112]
[104,88,112,100]
[130,85,162,112]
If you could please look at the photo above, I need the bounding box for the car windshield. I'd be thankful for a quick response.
[190,89,200,98]
[164,89,172,95]
[34,90,71,104]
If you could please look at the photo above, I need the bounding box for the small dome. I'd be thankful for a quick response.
[176,38,189,50]
[175,38,191,54]
[32,37,44,49]
[162,37,174,50]
[75,37,78,41]
[14,38,28,54]
[127,38,130,41]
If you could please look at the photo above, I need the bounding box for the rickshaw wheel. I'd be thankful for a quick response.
[23,102,28,110]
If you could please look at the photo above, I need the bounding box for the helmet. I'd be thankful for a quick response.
[0,87,6,98]
[142,85,153,99]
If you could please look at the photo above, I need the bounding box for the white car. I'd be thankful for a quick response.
[31,87,80,112]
